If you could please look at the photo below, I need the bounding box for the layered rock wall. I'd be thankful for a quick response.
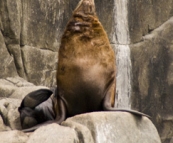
[0,0,114,87]
[131,12,173,143]
[127,1,173,143]
[0,0,173,142]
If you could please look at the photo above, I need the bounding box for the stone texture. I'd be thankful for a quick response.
[0,0,26,78]
[0,77,53,131]
[27,123,79,143]
[0,77,48,99]
[22,45,57,86]
[0,0,21,44]
[0,130,28,143]
[0,115,10,131]
[131,17,173,143]
[20,0,68,51]
[0,31,18,78]
[62,112,161,143]
[8,44,26,78]
[128,0,173,43]
[0,96,162,143]
[0,98,22,130]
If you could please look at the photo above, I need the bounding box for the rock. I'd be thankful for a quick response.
[0,31,18,78]
[0,79,17,98]
[0,0,25,78]
[128,0,173,43]
[0,77,49,99]
[5,77,34,87]
[7,44,26,78]
[27,123,79,143]
[22,45,57,86]
[0,98,22,130]
[20,0,68,51]
[10,86,49,99]
[0,0,21,44]
[0,130,28,143]
[0,77,53,130]
[131,17,173,143]
[0,115,10,131]
[0,77,52,130]
[62,112,161,143]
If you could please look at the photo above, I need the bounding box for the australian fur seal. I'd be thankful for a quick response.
[18,0,150,132]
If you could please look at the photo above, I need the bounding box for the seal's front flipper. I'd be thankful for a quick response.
[19,89,53,109]
[21,99,66,132]
[20,88,67,132]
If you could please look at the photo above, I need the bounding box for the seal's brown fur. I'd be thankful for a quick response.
[56,0,116,117]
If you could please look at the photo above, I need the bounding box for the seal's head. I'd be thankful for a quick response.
[74,0,95,15]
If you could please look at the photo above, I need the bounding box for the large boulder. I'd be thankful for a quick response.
[23,112,161,143]
[21,46,57,86]
[0,130,28,143]
[62,112,161,143]
[128,0,173,43]
[27,123,79,143]
[0,115,10,131]
[131,16,173,143]
[0,31,18,78]
[0,77,48,99]
[0,95,162,143]
[0,0,25,78]
[0,98,22,130]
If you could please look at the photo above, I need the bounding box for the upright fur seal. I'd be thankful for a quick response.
[18,0,150,132]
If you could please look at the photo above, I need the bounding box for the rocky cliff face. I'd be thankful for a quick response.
[0,0,114,87]
[0,0,172,142]
[128,1,173,143]
[131,15,173,143]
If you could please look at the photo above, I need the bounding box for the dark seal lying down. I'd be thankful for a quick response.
[18,0,150,132]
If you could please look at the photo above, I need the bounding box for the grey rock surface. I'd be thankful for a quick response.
[0,130,29,143]
[128,0,173,43]
[0,77,50,131]
[27,123,79,143]
[22,46,57,86]
[131,17,173,143]
[0,77,48,99]
[0,98,22,130]
[0,86,162,143]
[0,32,18,78]
[0,115,10,131]
[62,112,161,143]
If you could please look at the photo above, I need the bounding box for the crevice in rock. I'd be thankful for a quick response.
[40,48,56,52]
[148,24,154,33]
[130,16,173,45]
[20,47,28,81]
[5,78,19,87]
